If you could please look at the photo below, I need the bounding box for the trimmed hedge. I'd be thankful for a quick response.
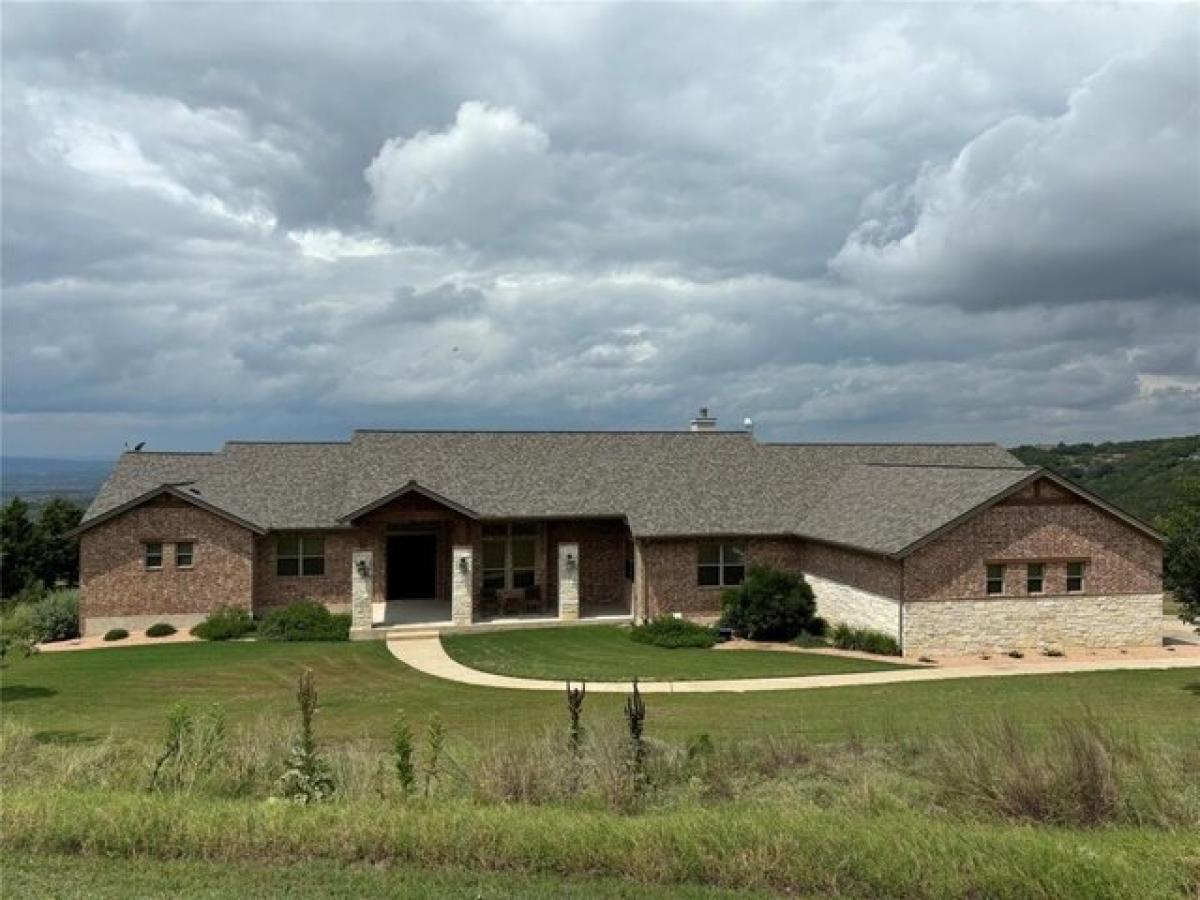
[830,624,901,657]
[629,616,717,649]
[145,623,176,638]
[191,606,255,642]
[102,628,129,642]
[257,601,350,642]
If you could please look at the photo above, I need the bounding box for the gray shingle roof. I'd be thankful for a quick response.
[82,430,1032,551]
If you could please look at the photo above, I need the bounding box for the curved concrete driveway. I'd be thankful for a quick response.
[388,636,1200,694]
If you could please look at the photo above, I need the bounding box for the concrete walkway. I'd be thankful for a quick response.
[387,636,1200,694]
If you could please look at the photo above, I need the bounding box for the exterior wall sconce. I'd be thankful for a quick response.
[458,556,471,575]
[565,552,577,574]
[355,559,372,578]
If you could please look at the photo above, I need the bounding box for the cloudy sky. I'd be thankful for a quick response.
[2,3,1198,458]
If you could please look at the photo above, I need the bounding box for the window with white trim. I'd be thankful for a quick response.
[985,564,1004,595]
[175,541,194,568]
[276,534,325,577]
[1066,561,1086,593]
[1026,563,1044,594]
[144,542,163,570]
[481,523,537,591]
[697,542,745,587]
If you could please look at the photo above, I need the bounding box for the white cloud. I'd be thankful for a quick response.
[365,101,554,245]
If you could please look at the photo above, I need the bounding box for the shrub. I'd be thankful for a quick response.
[257,601,350,642]
[191,606,255,642]
[30,589,80,643]
[790,632,829,649]
[145,623,177,638]
[0,603,38,660]
[830,624,901,656]
[629,616,716,649]
[719,566,818,641]
[103,628,129,642]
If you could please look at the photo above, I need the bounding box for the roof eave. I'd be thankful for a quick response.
[67,484,267,538]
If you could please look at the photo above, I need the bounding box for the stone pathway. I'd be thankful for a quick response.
[387,634,1200,694]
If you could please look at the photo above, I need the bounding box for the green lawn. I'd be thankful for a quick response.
[3,640,1198,748]
[4,852,763,900]
[442,625,911,681]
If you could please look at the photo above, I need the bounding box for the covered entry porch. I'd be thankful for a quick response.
[342,482,633,637]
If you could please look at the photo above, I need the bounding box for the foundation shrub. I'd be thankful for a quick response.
[630,617,717,649]
[145,623,176,638]
[30,589,80,643]
[830,625,901,656]
[258,601,349,642]
[718,566,818,641]
[103,628,129,642]
[191,606,255,642]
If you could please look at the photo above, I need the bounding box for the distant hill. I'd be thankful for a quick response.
[1,457,114,510]
[1010,435,1200,524]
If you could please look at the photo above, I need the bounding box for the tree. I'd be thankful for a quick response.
[1,498,38,597]
[1160,478,1200,625]
[35,498,84,587]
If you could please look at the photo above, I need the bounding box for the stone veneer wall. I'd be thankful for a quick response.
[79,495,254,636]
[902,594,1163,655]
[642,537,804,618]
[806,574,901,638]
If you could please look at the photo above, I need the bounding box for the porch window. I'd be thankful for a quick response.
[481,523,538,590]
[1066,561,1086,593]
[985,564,1005,595]
[1026,563,1044,594]
[697,542,745,587]
[175,542,194,568]
[144,542,163,570]
[277,534,325,577]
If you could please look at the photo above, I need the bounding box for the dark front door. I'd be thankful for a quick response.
[387,533,438,600]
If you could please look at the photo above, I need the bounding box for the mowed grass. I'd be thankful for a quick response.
[3,852,763,900]
[2,640,1199,748]
[441,624,911,681]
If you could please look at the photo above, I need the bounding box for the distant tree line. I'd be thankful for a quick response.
[0,497,84,597]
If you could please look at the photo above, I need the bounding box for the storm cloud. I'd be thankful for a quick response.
[2,3,1197,457]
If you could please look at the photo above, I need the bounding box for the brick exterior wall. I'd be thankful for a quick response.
[804,542,904,599]
[642,537,804,618]
[253,530,358,613]
[79,495,254,635]
[903,482,1162,600]
[546,519,631,613]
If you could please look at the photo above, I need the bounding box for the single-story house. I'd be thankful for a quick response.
[71,414,1165,656]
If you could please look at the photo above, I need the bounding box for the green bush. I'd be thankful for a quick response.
[145,623,176,638]
[257,601,349,642]
[718,566,817,641]
[1,602,39,660]
[190,606,255,642]
[830,624,901,656]
[30,590,80,643]
[629,616,716,649]
[103,628,129,642]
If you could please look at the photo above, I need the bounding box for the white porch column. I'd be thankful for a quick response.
[451,545,474,626]
[558,542,580,620]
[351,550,374,630]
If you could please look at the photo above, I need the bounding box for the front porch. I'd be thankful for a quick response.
[342,485,634,638]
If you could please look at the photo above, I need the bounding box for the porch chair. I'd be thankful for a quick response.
[522,584,544,615]
[479,587,500,619]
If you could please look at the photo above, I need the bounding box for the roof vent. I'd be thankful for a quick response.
[689,408,718,432]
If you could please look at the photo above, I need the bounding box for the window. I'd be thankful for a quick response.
[985,564,1004,595]
[697,542,745,587]
[1026,563,1044,594]
[175,542,194,568]
[1066,561,1085,593]
[481,523,538,591]
[276,534,325,577]
[144,542,163,570]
